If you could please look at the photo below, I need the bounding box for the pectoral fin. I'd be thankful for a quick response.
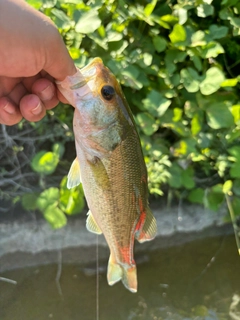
[135,207,157,243]
[88,157,110,190]
[67,158,81,189]
[86,210,102,234]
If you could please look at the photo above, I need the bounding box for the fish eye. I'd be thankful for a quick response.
[101,85,115,101]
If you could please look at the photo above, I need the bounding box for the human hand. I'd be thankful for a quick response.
[0,0,77,126]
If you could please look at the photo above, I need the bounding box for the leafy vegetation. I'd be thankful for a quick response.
[1,0,240,228]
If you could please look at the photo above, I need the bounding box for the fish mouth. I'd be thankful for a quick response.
[70,58,104,90]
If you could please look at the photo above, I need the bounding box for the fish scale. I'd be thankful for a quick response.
[57,57,157,292]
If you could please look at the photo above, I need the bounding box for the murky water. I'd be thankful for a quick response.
[0,234,240,320]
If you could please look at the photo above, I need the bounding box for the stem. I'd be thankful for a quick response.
[226,194,240,255]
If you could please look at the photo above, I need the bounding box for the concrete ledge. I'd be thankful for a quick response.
[0,202,232,272]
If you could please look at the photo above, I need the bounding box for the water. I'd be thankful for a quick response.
[0,234,240,320]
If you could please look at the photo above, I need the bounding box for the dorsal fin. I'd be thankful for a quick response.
[67,158,81,189]
[86,210,102,234]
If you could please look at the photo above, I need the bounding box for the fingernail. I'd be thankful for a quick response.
[32,102,42,115]
[4,102,15,114]
[39,84,54,101]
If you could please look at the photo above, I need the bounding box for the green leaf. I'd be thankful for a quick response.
[168,163,182,188]
[160,14,178,24]
[59,176,85,215]
[172,108,182,122]
[75,9,101,34]
[228,146,240,160]
[197,4,214,17]
[200,67,225,95]
[221,0,239,6]
[52,142,65,158]
[181,167,195,189]
[201,42,225,58]
[233,179,240,196]
[205,189,224,211]
[178,8,188,25]
[231,105,240,124]
[180,68,200,93]
[230,163,240,178]
[143,53,153,66]
[191,113,202,135]
[221,78,238,87]
[42,0,57,8]
[144,0,157,16]
[36,187,59,212]
[121,65,142,90]
[222,180,232,194]
[21,193,39,211]
[69,47,81,60]
[229,16,240,28]
[232,198,240,217]
[206,103,234,129]
[169,24,186,44]
[165,49,187,63]
[188,188,204,204]
[153,36,167,53]
[219,8,230,20]
[26,0,42,9]
[174,138,196,157]
[51,8,72,29]
[107,31,123,42]
[136,112,158,136]
[191,31,207,46]
[191,55,202,71]
[209,25,228,39]
[44,205,67,229]
[31,151,59,175]
[142,90,171,117]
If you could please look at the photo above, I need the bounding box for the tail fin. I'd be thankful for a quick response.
[107,254,137,293]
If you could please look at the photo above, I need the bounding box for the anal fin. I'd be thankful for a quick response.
[67,158,81,189]
[86,210,102,235]
[135,207,157,243]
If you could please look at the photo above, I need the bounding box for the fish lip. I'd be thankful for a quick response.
[70,80,87,90]
[69,65,98,90]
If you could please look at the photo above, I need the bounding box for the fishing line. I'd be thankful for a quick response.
[96,234,99,320]
[186,235,226,295]
[0,277,17,285]
[56,249,63,297]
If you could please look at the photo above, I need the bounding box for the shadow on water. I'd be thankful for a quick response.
[0,234,240,320]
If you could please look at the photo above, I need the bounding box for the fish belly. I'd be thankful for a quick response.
[78,131,147,292]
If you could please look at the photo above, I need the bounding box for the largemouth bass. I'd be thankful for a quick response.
[57,58,157,293]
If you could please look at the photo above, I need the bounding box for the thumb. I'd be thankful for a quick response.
[43,27,77,81]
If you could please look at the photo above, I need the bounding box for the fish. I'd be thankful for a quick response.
[56,58,157,293]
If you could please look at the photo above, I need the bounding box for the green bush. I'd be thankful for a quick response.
[1,0,240,227]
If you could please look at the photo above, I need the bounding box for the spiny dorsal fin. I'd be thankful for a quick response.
[86,210,102,235]
[67,158,81,189]
[135,207,157,243]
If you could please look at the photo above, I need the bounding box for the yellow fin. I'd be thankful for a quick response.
[136,207,157,243]
[86,210,102,234]
[107,254,137,293]
[67,158,81,189]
